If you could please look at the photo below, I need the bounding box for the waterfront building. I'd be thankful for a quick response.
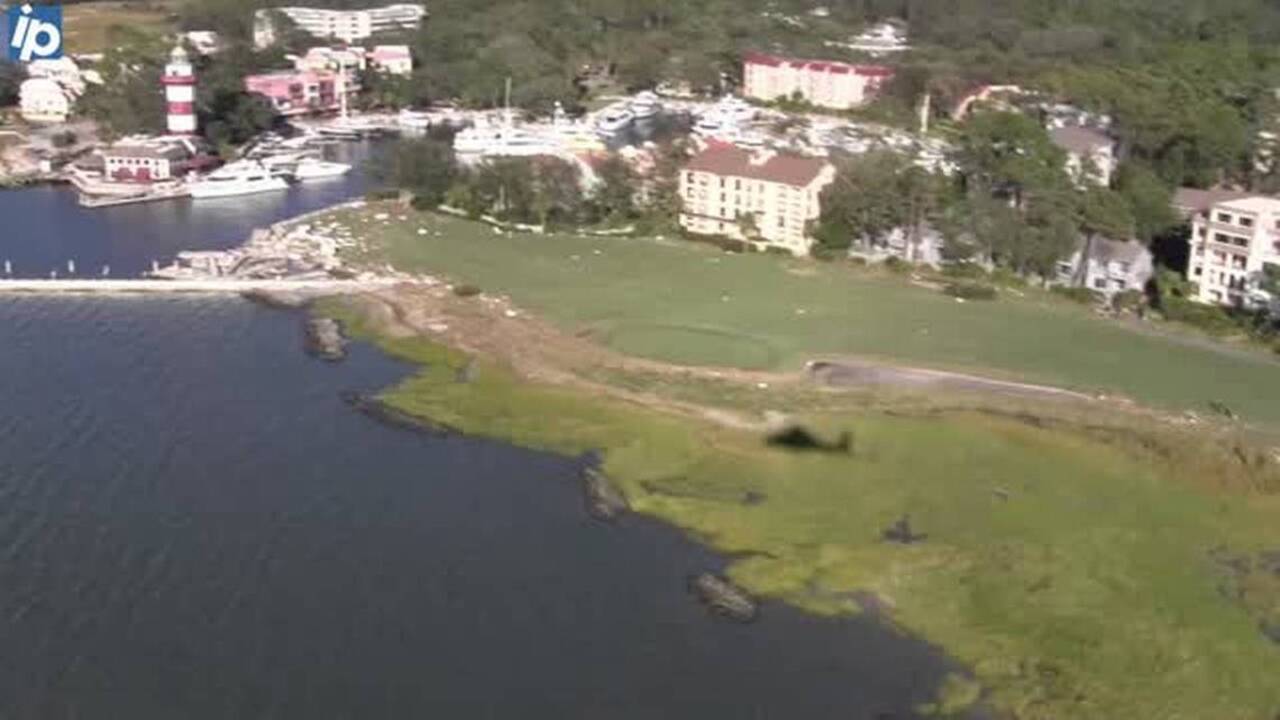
[254,4,426,48]
[17,56,95,124]
[678,145,835,256]
[742,52,894,111]
[18,77,74,123]
[1053,237,1154,297]
[183,31,222,55]
[1049,125,1116,188]
[163,46,198,135]
[369,45,413,75]
[826,20,911,56]
[294,46,367,74]
[1186,195,1280,309]
[244,70,358,116]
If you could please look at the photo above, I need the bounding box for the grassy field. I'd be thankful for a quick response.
[62,1,176,54]
[325,298,1280,720]
[337,208,1280,426]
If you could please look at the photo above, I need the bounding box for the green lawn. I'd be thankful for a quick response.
[339,208,1280,425]
[324,303,1280,720]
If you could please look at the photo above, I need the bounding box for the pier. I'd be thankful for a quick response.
[0,278,402,295]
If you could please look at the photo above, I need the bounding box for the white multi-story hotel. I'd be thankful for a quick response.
[679,145,835,256]
[1187,195,1280,308]
[254,4,426,48]
[742,52,894,111]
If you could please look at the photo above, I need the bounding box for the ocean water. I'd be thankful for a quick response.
[0,297,960,718]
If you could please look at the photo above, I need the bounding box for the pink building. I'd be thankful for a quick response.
[244,70,357,116]
[742,52,894,110]
[368,45,412,75]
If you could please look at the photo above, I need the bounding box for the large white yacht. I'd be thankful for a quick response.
[453,118,559,158]
[628,91,662,120]
[188,161,290,199]
[594,107,635,138]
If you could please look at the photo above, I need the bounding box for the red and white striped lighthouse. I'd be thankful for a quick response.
[162,45,197,135]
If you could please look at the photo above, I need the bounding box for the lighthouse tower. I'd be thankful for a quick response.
[162,45,197,135]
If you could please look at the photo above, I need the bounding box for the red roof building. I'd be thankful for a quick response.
[742,52,894,110]
[679,146,835,255]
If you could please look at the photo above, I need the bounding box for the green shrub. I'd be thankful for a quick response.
[1112,289,1146,312]
[365,188,400,202]
[943,282,998,301]
[990,266,1028,288]
[1052,286,1104,305]
[1161,296,1241,336]
[883,256,912,274]
[847,255,868,266]
[941,263,988,280]
[409,194,438,211]
[453,284,482,298]
[810,246,841,262]
[764,246,793,256]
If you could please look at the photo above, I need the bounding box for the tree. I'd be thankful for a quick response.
[591,155,637,221]
[1115,162,1178,244]
[0,61,25,108]
[815,151,912,251]
[77,27,170,138]
[378,135,458,208]
[953,111,1070,210]
[1073,186,1135,287]
[529,156,584,225]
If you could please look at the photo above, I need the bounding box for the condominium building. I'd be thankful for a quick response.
[1186,195,1280,308]
[244,70,359,116]
[742,52,894,110]
[679,145,835,255]
[254,4,426,48]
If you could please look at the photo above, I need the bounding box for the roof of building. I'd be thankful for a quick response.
[1172,187,1255,217]
[1217,196,1280,215]
[742,51,894,77]
[103,144,189,160]
[1049,125,1113,154]
[685,146,830,187]
[1075,236,1149,265]
[370,44,411,60]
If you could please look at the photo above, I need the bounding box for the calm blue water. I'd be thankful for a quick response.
[0,142,384,280]
[0,174,966,718]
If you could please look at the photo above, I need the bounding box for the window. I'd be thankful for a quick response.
[1217,212,1233,223]
[1240,216,1255,228]
[1193,266,1203,277]
[1093,278,1107,289]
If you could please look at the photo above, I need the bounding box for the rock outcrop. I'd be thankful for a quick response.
[689,573,758,622]
[583,467,629,521]
[242,288,313,310]
[340,391,451,436]
[304,317,347,361]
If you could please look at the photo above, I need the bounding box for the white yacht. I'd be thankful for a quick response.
[594,107,635,138]
[188,161,290,199]
[453,121,558,158]
[629,91,661,120]
[293,157,352,180]
[398,109,433,131]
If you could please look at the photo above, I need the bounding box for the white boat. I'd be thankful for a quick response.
[594,108,635,138]
[629,91,661,120]
[293,157,351,180]
[398,109,432,130]
[453,121,558,157]
[189,161,290,199]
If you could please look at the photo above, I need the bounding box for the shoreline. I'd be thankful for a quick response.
[306,279,1280,720]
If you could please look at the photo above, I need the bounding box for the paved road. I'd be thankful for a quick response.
[806,359,1096,402]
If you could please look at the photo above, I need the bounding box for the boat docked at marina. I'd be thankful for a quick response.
[629,91,662,120]
[188,161,290,199]
[292,157,352,180]
[594,107,635,138]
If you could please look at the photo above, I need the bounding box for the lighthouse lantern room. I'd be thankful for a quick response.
[162,45,197,135]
